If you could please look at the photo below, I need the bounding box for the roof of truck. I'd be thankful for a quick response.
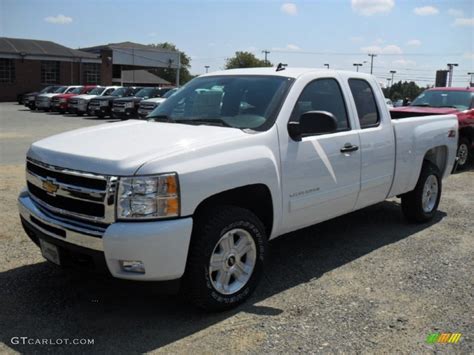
[202,67,374,80]
[426,87,474,92]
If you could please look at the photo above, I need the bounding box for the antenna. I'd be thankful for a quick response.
[276,63,287,72]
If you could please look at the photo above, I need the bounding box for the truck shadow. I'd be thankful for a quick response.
[0,201,446,353]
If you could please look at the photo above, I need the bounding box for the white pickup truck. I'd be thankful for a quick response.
[18,68,458,311]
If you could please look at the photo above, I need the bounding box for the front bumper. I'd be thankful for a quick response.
[18,191,193,281]
[36,101,51,109]
[88,105,110,116]
[112,107,137,119]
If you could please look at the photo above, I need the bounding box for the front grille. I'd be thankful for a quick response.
[113,101,126,108]
[89,99,100,107]
[26,159,117,224]
[37,97,50,102]
[140,103,157,110]
[51,97,59,103]
[69,99,78,105]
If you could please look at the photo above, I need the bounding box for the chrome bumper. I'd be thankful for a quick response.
[18,189,104,251]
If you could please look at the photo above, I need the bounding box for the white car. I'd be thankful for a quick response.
[68,86,121,115]
[385,98,394,109]
[137,88,178,118]
[35,86,82,111]
[19,68,458,311]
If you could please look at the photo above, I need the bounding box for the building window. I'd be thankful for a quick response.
[41,61,60,84]
[0,59,15,83]
[83,63,101,84]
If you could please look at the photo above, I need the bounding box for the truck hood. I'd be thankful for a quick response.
[114,97,143,103]
[390,106,459,115]
[142,97,166,104]
[27,120,247,175]
[38,93,62,98]
[73,94,97,100]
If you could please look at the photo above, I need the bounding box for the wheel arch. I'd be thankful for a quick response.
[193,184,274,238]
[423,145,448,176]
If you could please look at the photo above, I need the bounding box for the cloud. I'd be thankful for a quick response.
[350,36,364,43]
[351,0,394,16]
[464,52,474,59]
[281,3,297,16]
[374,38,385,45]
[448,8,464,17]
[406,39,421,46]
[453,17,474,27]
[413,6,439,16]
[272,44,301,51]
[392,59,416,67]
[360,44,402,54]
[44,14,73,24]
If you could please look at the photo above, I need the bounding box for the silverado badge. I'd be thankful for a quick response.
[42,179,59,195]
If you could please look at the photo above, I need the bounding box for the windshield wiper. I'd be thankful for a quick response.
[148,114,175,123]
[175,118,232,127]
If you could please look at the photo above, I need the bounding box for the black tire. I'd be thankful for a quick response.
[401,161,442,223]
[455,137,470,171]
[183,205,267,311]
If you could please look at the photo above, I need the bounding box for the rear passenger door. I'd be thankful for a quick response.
[347,78,395,210]
[278,76,362,233]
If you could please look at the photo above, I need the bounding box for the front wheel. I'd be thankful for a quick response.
[401,161,442,223]
[183,206,267,311]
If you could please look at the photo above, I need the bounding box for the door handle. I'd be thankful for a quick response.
[340,143,359,153]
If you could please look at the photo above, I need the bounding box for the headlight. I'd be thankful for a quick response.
[125,102,134,108]
[100,101,109,107]
[117,173,180,219]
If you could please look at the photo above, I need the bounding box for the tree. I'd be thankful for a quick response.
[383,80,425,100]
[225,51,272,69]
[147,42,193,85]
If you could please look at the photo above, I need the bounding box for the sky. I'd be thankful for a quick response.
[1,0,473,87]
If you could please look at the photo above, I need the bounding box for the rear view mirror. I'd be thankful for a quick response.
[288,111,338,141]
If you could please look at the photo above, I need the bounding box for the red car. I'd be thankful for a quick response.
[50,85,98,114]
[391,87,474,169]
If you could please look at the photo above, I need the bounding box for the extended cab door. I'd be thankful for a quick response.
[345,78,396,210]
[277,75,361,233]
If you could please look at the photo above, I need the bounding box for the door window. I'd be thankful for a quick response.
[291,78,350,132]
[348,79,380,128]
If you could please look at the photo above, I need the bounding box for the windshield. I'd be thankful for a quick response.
[411,90,473,110]
[70,87,83,94]
[110,87,127,96]
[136,88,157,98]
[148,75,293,130]
[163,88,178,98]
[40,86,53,93]
[54,86,67,93]
[88,87,105,95]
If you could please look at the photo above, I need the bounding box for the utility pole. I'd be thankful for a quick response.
[324,63,330,69]
[262,50,270,65]
[368,53,377,74]
[353,63,362,72]
[447,63,458,87]
[386,78,391,88]
[175,52,181,87]
[204,65,210,73]
[389,70,396,87]
[467,72,474,87]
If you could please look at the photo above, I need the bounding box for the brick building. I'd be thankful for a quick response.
[0,37,180,102]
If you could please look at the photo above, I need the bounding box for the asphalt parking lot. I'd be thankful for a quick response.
[0,102,473,353]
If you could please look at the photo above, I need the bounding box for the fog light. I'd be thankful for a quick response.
[119,260,145,274]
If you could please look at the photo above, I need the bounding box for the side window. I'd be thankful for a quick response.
[104,88,115,95]
[348,79,380,128]
[291,78,350,132]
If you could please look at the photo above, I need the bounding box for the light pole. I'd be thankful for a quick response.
[353,63,362,72]
[389,70,396,87]
[262,50,270,65]
[324,64,330,69]
[368,53,377,74]
[468,72,474,86]
[204,65,210,73]
[447,63,458,87]
[386,78,391,88]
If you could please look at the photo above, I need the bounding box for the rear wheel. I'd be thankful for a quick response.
[401,161,441,223]
[183,206,267,311]
[456,138,470,170]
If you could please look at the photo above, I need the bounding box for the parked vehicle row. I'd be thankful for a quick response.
[23,85,176,120]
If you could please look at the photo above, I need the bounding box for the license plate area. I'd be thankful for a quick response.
[39,239,61,265]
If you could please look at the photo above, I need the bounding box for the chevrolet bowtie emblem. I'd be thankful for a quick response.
[42,179,59,195]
